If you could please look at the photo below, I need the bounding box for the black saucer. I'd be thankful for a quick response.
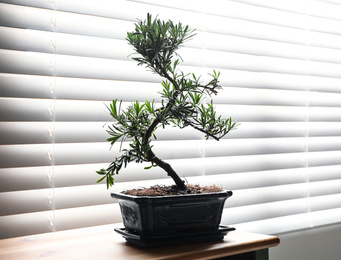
[115,225,235,247]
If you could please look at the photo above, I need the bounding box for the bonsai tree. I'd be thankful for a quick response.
[97,14,238,190]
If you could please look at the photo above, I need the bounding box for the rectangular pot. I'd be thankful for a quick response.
[111,190,232,236]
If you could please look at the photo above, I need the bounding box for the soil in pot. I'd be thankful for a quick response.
[121,184,223,196]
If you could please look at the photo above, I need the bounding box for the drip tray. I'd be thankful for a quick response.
[115,225,235,248]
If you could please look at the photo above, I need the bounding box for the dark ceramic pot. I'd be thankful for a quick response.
[111,190,234,247]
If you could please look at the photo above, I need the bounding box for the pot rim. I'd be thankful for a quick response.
[111,189,232,202]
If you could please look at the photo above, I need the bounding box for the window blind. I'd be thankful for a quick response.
[1,0,341,239]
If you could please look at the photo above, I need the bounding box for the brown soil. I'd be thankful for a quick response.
[121,184,222,196]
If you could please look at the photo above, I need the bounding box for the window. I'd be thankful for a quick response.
[1,0,341,239]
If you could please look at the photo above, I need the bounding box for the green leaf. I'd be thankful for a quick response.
[110,100,118,118]
[96,176,106,183]
[107,134,123,145]
[96,169,107,175]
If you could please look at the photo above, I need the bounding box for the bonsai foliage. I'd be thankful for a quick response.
[97,13,238,190]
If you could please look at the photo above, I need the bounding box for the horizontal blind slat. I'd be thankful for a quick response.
[54,204,121,232]
[0,189,52,216]
[6,163,340,193]
[226,184,308,208]
[309,208,341,228]
[232,0,341,21]
[0,98,53,121]
[310,194,341,212]
[0,3,55,31]
[130,0,341,32]
[229,213,312,234]
[4,27,341,66]
[224,198,310,225]
[0,73,54,99]
[204,153,307,174]
[0,50,54,76]
[309,180,341,196]
[4,1,341,51]
[12,121,341,145]
[4,72,341,103]
[0,144,52,168]
[0,211,53,239]
[4,72,341,106]
[0,166,53,192]
[309,165,341,182]
[0,122,52,145]
[0,145,334,172]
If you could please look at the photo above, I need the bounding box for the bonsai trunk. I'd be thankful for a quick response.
[143,89,186,190]
[146,149,186,190]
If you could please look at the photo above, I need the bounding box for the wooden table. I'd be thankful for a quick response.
[0,224,280,260]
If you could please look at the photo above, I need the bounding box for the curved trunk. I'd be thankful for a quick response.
[146,149,186,190]
[143,80,186,190]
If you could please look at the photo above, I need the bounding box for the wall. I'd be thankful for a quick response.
[270,224,341,260]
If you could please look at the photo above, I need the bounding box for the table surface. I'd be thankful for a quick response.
[0,224,280,260]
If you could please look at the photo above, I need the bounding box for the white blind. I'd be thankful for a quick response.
[1,0,341,239]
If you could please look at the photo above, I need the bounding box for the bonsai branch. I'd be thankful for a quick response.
[97,14,238,190]
[182,119,221,141]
